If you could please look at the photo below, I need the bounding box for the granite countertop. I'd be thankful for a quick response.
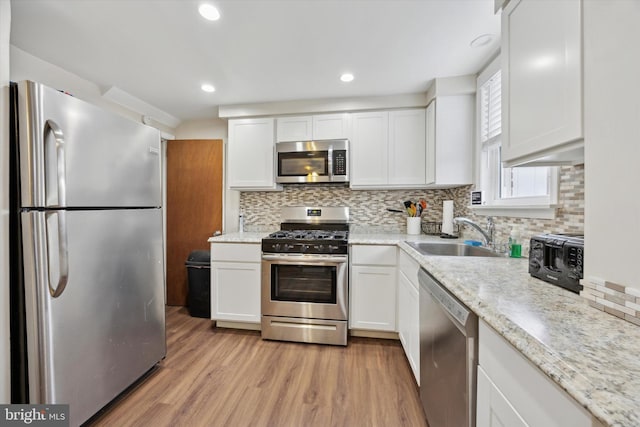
[208,230,452,245]
[207,231,272,243]
[396,240,640,427]
[349,231,459,245]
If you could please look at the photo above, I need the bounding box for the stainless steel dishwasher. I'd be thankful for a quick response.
[419,268,478,427]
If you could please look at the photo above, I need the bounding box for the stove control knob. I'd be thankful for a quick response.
[314,245,325,252]
[274,243,281,251]
[329,245,339,253]
[300,244,309,252]
[284,244,294,251]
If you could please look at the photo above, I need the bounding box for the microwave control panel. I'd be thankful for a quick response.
[333,150,347,176]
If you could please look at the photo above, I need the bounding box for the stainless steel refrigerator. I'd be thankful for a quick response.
[9,80,166,426]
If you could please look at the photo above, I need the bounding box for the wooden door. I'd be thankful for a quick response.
[166,139,223,306]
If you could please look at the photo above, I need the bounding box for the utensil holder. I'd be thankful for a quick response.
[407,217,421,235]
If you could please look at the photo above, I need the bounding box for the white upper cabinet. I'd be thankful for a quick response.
[276,113,350,142]
[276,116,313,142]
[227,118,281,191]
[501,0,584,167]
[425,101,436,185]
[351,109,428,189]
[351,104,472,189]
[388,109,427,186]
[312,113,351,140]
[426,96,474,186]
[350,111,390,187]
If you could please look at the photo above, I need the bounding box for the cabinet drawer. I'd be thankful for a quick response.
[211,243,261,263]
[351,245,397,266]
[398,249,419,288]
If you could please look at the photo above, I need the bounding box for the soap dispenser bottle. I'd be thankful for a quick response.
[509,226,522,258]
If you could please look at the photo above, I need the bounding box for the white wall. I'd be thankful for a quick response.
[173,118,240,233]
[0,0,11,404]
[584,1,640,289]
[174,117,227,140]
[10,46,176,136]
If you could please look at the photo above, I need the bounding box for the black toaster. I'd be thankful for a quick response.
[528,234,584,293]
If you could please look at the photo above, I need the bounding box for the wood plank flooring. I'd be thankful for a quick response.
[86,306,428,427]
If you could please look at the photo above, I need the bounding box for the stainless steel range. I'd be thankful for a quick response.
[261,207,349,346]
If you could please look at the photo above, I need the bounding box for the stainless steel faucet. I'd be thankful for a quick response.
[453,217,494,247]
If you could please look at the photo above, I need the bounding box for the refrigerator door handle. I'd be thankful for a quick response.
[44,119,67,207]
[46,210,69,298]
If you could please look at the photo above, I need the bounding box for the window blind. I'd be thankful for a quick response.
[480,70,502,145]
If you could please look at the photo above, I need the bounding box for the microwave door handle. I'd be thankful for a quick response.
[327,146,333,179]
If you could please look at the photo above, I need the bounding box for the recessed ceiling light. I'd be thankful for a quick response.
[201,84,216,93]
[199,4,220,21]
[470,34,494,48]
[340,73,354,83]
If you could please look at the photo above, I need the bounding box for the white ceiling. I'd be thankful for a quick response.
[10,0,500,124]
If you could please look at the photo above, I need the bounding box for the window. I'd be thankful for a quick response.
[475,56,557,218]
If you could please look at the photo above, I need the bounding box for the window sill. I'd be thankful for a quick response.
[468,204,557,219]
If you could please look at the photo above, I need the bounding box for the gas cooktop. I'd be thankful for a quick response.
[266,230,348,241]
[262,229,349,255]
[261,207,350,255]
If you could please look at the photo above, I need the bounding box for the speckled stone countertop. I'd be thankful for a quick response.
[349,232,459,246]
[207,231,271,243]
[393,240,640,427]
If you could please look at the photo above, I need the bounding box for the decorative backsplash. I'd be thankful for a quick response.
[581,277,640,327]
[239,185,470,232]
[240,165,585,255]
[461,165,585,255]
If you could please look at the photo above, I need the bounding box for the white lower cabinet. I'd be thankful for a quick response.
[349,245,397,331]
[397,255,420,385]
[477,320,595,427]
[210,243,261,324]
[477,366,528,427]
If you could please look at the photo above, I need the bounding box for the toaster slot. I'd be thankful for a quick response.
[543,244,562,272]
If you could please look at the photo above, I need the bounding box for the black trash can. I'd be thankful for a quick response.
[185,250,211,318]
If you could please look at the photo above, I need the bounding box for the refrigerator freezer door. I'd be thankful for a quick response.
[21,208,165,426]
[16,80,162,208]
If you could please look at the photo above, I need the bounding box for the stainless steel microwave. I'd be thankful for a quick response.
[275,139,349,184]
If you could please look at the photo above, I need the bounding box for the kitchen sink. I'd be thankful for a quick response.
[405,241,501,257]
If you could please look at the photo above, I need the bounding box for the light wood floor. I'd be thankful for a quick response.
[87,306,428,427]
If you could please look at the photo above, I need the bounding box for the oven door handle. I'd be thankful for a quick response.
[262,254,348,264]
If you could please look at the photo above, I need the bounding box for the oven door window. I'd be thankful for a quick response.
[271,264,336,304]
[278,151,329,177]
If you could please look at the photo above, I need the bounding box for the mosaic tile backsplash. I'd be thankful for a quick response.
[581,277,640,327]
[463,164,585,255]
[240,164,584,255]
